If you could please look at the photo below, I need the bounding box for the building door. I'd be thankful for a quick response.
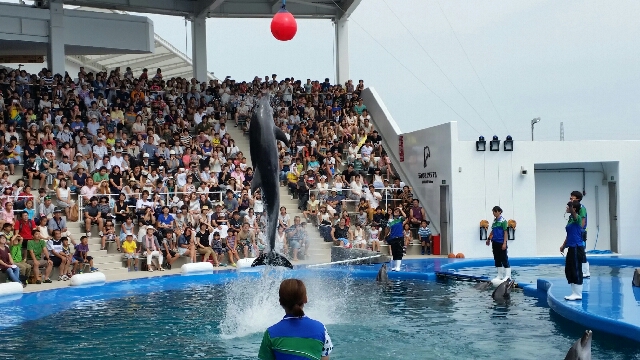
[439,185,450,255]
[608,182,618,253]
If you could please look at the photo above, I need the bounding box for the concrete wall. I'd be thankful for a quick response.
[363,86,640,257]
[399,123,455,235]
[534,168,612,255]
[450,140,633,257]
[63,8,154,54]
[0,3,49,45]
[0,3,154,55]
[361,88,454,236]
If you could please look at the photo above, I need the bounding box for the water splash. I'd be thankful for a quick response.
[219,268,355,339]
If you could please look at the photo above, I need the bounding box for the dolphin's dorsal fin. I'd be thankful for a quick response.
[274,127,290,147]
[251,167,262,194]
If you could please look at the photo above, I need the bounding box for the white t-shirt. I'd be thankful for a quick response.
[93,145,108,159]
[253,199,264,213]
[278,213,291,227]
[194,111,205,125]
[215,224,229,239]
[361,145,373,158]
[369,228,379,242]
[176,172,187,187]
[350,181,363,197]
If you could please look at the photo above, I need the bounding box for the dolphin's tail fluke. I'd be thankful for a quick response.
[251,252,294,269]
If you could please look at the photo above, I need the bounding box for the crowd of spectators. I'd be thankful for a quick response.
[0,65,434,286]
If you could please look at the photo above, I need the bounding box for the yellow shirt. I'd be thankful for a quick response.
[122,240,137,254]
[111,110,125,123]
[287,172,298,182]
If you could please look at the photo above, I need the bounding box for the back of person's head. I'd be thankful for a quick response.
[571,200,582,212]
[279,278,307,317]
[570,190,583,201]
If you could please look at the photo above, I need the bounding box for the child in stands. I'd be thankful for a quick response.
[368,223,380,252]
[225,229,239,266]
[418,220,433,255]
[101,219,121,252]
[352,223,366,249]
[211,232,226,266]
[122,234,139,271]
[61,237,75,278]
[73,236,98,274]
[402,223,412,254]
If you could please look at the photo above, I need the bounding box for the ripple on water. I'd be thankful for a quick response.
[1,270,639,360]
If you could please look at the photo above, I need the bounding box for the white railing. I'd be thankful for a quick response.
[306,186,401,212]
[77,190,241,221]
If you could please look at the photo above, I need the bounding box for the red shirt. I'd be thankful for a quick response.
[18,191,34,202]
[14,219,35,240]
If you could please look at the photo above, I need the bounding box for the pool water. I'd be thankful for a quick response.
[452,263,639,285]
[2,268,639,360]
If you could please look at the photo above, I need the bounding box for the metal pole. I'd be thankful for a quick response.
[531,123,534,141]
[531,117,541,141]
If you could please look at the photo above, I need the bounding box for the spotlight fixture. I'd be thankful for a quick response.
[504,135,513,151]
[489,135,500,151]
[476,136,486,151]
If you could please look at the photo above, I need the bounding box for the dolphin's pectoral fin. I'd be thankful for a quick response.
[273,127,290,147]
[251,252,294,269]
[251,167,263,194]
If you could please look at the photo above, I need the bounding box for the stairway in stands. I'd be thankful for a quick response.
[227,124,332,265]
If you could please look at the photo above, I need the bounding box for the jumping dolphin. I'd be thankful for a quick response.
[250,96,293,269]
[491,279,515,303]
[376,263,389,283]
[564,330,592,360]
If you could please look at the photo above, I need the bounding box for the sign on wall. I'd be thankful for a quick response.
[399,135,404,162]
[418,145,437,184]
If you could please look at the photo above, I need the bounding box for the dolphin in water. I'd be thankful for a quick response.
[376,263,389,283]
[473,281,492,291]
[564,330,592,360]
[250,96,293,269]
[491,278,515,303]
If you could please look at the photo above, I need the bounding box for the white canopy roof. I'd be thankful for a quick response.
[66,7,216,80]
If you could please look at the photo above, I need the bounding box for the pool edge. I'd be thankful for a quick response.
[435,256,640,343]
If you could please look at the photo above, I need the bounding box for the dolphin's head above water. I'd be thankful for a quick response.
[376,263,389,282]
[565,330,592,360]
[492,279,515,302]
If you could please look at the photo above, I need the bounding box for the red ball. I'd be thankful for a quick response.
[271,9,297,41]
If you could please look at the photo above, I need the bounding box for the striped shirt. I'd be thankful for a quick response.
[179,134,192,147]
[417,226,432,239]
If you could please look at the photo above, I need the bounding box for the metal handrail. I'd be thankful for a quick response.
[77,190,241,221]
[305,186,401,212]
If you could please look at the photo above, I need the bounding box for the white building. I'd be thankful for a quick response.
[362,87,640,257]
